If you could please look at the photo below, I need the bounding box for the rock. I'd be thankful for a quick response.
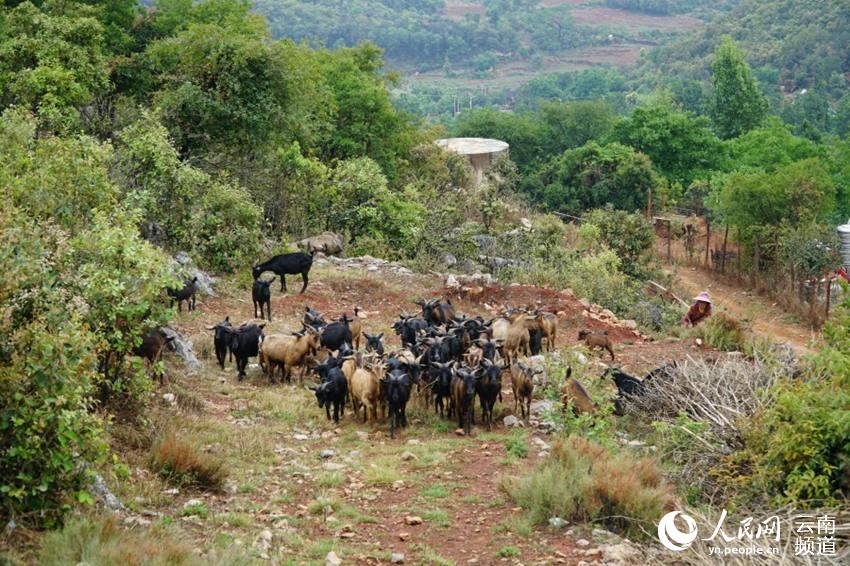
[163,488,180,496]
[443,253,458,268]
[325,551,342,566]
[160,327,200,371]
[503,415,523,428]
[530,399,555,416]
[162,393,176,405]
[600,542,641,565]
[445,274,460,289]
[548,517,568,529]
[398,532,410,541]
[224,481,238,495]
[627,440,646,448]
[173,252,217,297]
[348,450,361,458]
[293,434,309,441]
[454,428,466,436]
[573,351,588,365]
[259,529,273,542]
[183,499,203,510]
[392,480,405,490]
[576,538,590,546]
[391,552,405,564]
[323,463,346,471]
[91,473,124,511]
[520,217,533,230]
[297,232,345,256]
[320,449,336,459]
[406,439,420,446]
[621,319,638,330]
[527,355,546,369]
[404,516,423,526]
[355,431,369,440]
[400,451,418,462]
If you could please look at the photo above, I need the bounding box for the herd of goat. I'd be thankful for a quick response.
[138,252,665,438]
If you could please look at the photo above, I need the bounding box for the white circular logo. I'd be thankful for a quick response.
[658,511,699,551]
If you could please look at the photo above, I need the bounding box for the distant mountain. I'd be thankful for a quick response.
[640,0,850,94]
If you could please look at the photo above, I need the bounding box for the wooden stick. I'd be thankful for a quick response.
[649,280,690,307]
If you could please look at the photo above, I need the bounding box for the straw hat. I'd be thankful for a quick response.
[694,291,711,304]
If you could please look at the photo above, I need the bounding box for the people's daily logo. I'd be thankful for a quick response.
[658,511,699,551]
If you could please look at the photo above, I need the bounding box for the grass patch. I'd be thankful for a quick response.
[316,471,345,488]
[460,494,481,504]
[239,481,258,494]
[504,431,528,459]
[422,508,452,528]
[496,545,520,558]
[39,515,201,565]
[149,431,227,490]
[420,483,450,500]
[180,502,208,518]
[308,493,342,516]
[417,544,456,566]
[219,512,253,529]
[493,515,534,538]
[363,456,403,485]
[502,436,675,539]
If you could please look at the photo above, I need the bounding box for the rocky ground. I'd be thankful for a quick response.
[91,259,716,565]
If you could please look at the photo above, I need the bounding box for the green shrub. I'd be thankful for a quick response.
[191,180,262,272]
[502,436,675,539]
[693,312,747,351]
[583,207,656,277]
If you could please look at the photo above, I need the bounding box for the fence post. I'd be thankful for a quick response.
[826,275,832,321]
[704,220,711,267]
[753,240,760,289]
[720,225,729,274]
[666,219,672,263]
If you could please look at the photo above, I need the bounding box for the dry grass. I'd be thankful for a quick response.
[502,436,676,539]
[37,515,222,566]
[149,431,227,490]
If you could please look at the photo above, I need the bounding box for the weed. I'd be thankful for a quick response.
[181,502,208,518]
[363,456,403,485]
[316,471,345,488]
[420,483,450,500]
[504,431,528,459]
[502,436,675,539]
[417,544,456,566]
[422,508,451,528]
[496,545,520,558]
[493,515,534,538]
[149,432,227,489]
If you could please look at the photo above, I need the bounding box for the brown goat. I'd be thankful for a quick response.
[502,315,532,366]
[132,329,175,385]
[510,361,540,420]
[260,328,319,383]
[536,312,558,352]
[578,329,615,360]
[350,366,381,423]
[560,368,597,415]
[348,307,363,350]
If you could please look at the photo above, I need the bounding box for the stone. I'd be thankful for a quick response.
[627,440,646,448]
[259,529,273,542]
[445,274,460,289]
[548,517,568,529]
[573,351,588,365]
[325,551,342,566]
[91,473,124,511]
[576,538,590,546]
[600,542,641,565]
[293,434,309,441]
[404,516,423,526]
[355,431,370,440]
[397,532,410,541]
[160,327,200,371]
[224,481,238,495]
[320,449,336,459]
[183,499,203,510]
[173,252,216,297]
[391,552,405,564]
[400,451,417,462]
[406,439,420,445]
[443,253,458,268]
[323,463,346,471]
[163,488,180,496]
[520,217,533,230]
[503,415,523,428]
[162,393,176,405]
[392,480,405,490]
[348,450,361,458]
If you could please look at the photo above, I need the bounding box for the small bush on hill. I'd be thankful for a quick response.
[149,432,227,490]
[502,436,675,538]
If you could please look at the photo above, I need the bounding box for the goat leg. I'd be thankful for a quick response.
[300,271,308,294]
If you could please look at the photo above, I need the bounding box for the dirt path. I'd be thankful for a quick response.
[673,265,817,354]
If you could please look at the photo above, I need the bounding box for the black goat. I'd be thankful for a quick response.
[364,332,385,356]
[476,359,503,431]
[167,276,198,312]
[252,252,313,294]
[382,369,413,439]
[429,361,454,418]
[393,315,428,349]
[252,276,275,321]
[223,323,265,381]
[529,326,543,356]
[206,316,232,370]
[132,329,175,385]
[304,306,327,328]
[319,315,352,351]
[606,367,646,397]
[452,367,478,436]
[311,367,347,423]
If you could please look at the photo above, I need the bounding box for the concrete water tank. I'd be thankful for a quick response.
[838,220,850,267]
[435,137,509,186]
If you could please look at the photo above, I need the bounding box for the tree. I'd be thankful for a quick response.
[539,100,615,156]
[583,207,656,276]
[710,37,768,139]
[726,117,824,172]
[454,108,545,173]
[524,142,660,213]
[610,101,723,186]
[0,2,110,134]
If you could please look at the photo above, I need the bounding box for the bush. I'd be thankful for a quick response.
[502,436,675,538]
[692,312,747,351]
[149,432,227,490]
[582,207,656,277]
[191,180,262,272]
